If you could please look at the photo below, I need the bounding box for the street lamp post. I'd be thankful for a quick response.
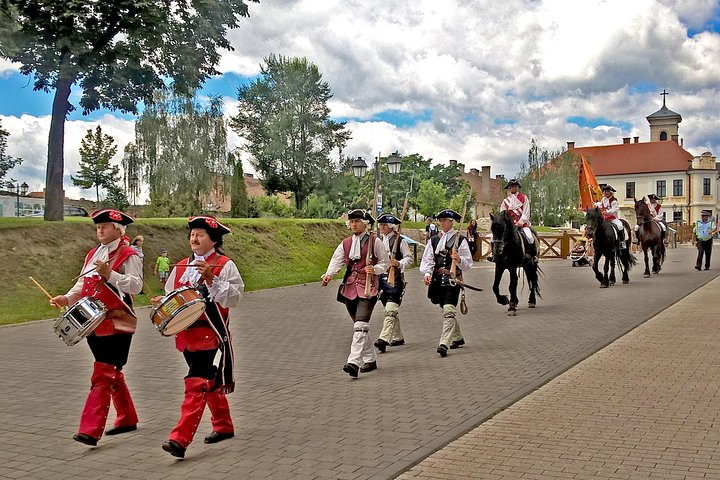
[6,179,28,217]
[351,152,402,218]
[128,174,139,207]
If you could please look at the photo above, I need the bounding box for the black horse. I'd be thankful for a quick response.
[633,197,666,277]
[585,207,636,287]
[490,211,541,315]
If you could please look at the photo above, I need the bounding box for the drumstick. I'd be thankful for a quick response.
[69,265,98,283]
[29,276,67,312]
[29,276,53,300]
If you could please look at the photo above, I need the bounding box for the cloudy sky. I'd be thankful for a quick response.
[1,0,719,201]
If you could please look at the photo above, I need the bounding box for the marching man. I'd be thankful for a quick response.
[595,185,627,248]
[322,209,389,377]
[374,213,413,353]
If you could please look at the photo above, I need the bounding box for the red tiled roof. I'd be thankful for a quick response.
[570,141,693,176]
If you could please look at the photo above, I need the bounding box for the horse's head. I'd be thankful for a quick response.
[584,206,602,238]
[634,197,651,224]
[490,211,513,256]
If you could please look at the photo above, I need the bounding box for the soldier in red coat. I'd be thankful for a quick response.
[50,209,142,446]
[322,209,389,377]
[157,215,244,458]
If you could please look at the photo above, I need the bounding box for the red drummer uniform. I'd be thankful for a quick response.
[61,209,142,445]
[162,216,244,457]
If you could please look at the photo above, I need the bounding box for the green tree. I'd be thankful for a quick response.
[517,139,581,226]
[72,126,119,203]
[231,54,351,210]
[416,179,447,218]
[230,151,250,218]
[0,120,22,182]
[129,92,231,217]
[103,184,130,211]
[0,0,258,221]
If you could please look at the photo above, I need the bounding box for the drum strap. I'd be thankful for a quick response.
[200,290,235,394]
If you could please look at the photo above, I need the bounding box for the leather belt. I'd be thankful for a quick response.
[434,268,483,292]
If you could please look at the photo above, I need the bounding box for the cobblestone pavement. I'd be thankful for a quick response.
[399,262,720,480]
[0,245,715,479]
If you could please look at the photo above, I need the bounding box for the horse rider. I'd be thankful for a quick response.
[633,193,666,244]
[595,185,627,249]
[500,178,538,263]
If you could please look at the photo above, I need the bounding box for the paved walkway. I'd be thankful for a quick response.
[400,267,720,478]
[0,245,716,479]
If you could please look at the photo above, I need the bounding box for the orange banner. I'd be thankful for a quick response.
[578,154,601,211]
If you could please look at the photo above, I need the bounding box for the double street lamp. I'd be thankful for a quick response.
[351,151,402,217]
[6,179,28,217]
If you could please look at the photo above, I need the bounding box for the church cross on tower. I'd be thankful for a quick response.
[660,89,669,107]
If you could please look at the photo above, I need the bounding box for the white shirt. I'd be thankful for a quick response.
[64,237,143,304]
[419,228,473,278]
[382,232,413,273]
[324,233,390,277]
[165,249,244,309]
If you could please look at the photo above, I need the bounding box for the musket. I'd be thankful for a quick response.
[449,192,471,281]
[387,176,413,286]
[365,229,375,297]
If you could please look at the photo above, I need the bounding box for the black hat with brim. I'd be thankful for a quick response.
[701,210,712,216]
[504,179,522,189]
[188,215,231,235]
[647,194,660,200]
[91,209,134,226]
[348,209,375,225]
[436,209,462,221]
[602,185,616,192]
[377,213,401,225]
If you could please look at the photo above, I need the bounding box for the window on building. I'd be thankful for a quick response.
[660,131,668,141]
[673,179,683,196]
[656,180,666,198]
[625,182,635,199]
[673,210,683,222]
[703,177,711,196]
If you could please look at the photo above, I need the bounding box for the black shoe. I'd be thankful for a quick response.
[449,338,465,349]
[360,361,377,373]
[343,363,359,378]
[486,255,494,262]
[437,344,448,357]
[73,433,98,446]
[390,339,405,346]
[695,265,702,271]
[162,440,186,458]
[105,424,137,436]
[374,338,388,353]
[705,267,710,271]
[204,431,234,444]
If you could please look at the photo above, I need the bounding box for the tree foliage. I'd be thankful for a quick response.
[126,92,231,217]
[72,125,119,203]
[0,120,22,182]
[103,184,129,211]
[517,139,582,227]
[416,179,447,218]
[231,54,351,210]
[0,0,258,220]
[229,151,250,218]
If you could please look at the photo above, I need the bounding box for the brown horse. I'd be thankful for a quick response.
[633,197,666,277]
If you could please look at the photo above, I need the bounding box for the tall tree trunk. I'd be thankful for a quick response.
[45,77,73,221]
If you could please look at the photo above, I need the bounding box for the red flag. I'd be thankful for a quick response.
[578,154,601,211]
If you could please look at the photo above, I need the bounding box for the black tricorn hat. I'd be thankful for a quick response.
[377,213,401,225]
[348,208,375,225]
[188,215,231,235]
[647,193,660,200]
[90,208,134,226]
[436,209,462,221]
[602,185,616,192]
[701,210,712,216]
[504,178,522,189]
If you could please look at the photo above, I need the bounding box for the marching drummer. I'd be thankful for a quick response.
[49,209,143,447]
[154,215,243,459]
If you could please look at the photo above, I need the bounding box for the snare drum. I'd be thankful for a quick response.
[53,297,107,346]
[151,286,206,336]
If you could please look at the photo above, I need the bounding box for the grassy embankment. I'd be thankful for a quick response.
[1,217,359,325]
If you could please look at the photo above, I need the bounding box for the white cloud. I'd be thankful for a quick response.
[4,0,720,200]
